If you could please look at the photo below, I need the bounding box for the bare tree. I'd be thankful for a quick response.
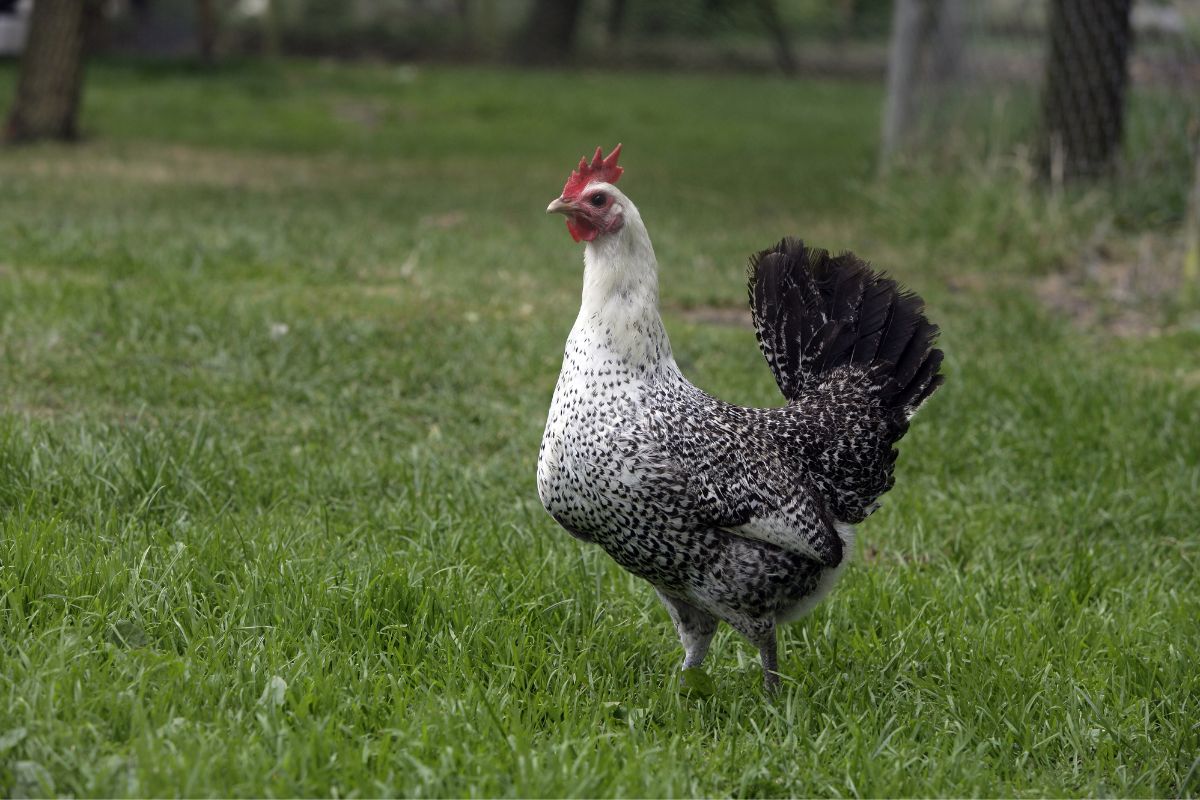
[928,0,964,79]
[879,0,967,168]
[196,0,219,64]
[1185,133,1200,291]
[880,0,924,165]
[607,0,627,44]
[513,0,584,64]
[1038,0,1134,181]
[752,0,796,76]
[4,0,100,143]
[702,0,796,75]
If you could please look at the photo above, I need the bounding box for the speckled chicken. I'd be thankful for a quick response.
[537,145,944,691]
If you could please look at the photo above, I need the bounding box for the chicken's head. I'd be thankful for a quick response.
[547,144,625,243]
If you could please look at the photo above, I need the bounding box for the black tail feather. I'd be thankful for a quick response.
[747,238,944,417]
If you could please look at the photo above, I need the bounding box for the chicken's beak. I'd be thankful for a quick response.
[546,197,572,216]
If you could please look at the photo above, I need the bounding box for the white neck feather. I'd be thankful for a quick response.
[575,199,674,372]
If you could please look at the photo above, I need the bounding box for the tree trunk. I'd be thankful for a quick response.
[1038,0,1134,182]
[512,0,583,64]
[196,0,219,65]
[262,0,281,59]
[929,0,965,80]
[835,0,855,37]
[4,0,94,143]
[879,0,925,167]
[753,0,796,76]
[1184,134,1200,291]
[455,0,474,51]
[607,0,627,44]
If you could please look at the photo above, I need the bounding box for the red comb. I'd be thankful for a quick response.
[561,144,624,200]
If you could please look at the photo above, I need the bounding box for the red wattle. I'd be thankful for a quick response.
[566,218,598,243]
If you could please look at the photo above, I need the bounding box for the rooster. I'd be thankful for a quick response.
[537,145,944,691]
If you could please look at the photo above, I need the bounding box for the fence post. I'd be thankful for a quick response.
[1184,130,1200,294]
[1037,0,1134,181]
[880,0,925,171]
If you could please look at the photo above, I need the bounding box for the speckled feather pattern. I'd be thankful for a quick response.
[538,183,943,682]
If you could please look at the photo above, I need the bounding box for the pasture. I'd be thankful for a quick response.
[0,61,1198,796]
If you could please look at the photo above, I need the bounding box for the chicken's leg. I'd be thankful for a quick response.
[729,616,780,693]
[757,628,780,693]
[656,590,717,670]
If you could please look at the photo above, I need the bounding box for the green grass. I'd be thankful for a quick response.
[0,60,1198,797]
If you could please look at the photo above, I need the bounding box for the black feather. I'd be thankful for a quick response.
[746,238,944,416]
[874,292,921,367]
[850,285,892,364]
[890,319,937,394]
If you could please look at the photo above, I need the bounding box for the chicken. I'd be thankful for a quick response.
[537,145,944,691]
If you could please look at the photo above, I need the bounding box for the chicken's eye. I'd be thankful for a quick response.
[589,193,606,208]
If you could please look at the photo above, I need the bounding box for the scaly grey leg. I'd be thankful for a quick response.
[656,590,718,670]
[758,628,780,693]
[728,615,781,693]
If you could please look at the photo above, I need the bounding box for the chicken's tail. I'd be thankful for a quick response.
[747,237,944,418]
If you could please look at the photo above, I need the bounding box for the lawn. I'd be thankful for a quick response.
[0,60,1197,797]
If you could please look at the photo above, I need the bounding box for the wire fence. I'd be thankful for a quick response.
[6,0,1197,228]
[882,0,1200,226]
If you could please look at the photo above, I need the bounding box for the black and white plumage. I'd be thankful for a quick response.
[538,147,944,691]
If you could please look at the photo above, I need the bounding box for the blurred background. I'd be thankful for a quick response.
[4,0,1200,258]
[2,3,1200,795]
